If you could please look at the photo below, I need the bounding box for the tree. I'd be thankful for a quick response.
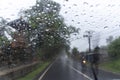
[0,17,14,47]
[72,47,79,57]
[20,0,79,59]
[108,37,120,59]
[106,36,113,45]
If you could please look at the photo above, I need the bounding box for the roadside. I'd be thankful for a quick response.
[0,61,39,80]
[100,58,120,75]
[17,61,51,80]
[71,52,120,76]
[70,55,120,79]
[16,54,120,80]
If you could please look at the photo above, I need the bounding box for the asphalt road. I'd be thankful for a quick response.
[38,52,120,80]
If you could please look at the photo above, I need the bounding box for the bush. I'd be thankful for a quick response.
[108,37,120,59]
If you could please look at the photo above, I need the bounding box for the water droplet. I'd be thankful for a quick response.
[46,7,49,10]
[47,4,51,7]
[65,11,68,14]
[104,26,108,29]
[90,5,93,7]
[41,12,45,14]
[36,4,39,7]
[90,16,93,17]
[65,0,68,1]
[77,22,80,24]
[45,17,47,20]
[83,2,89,5]
[11,14,15,16]
[75,15,78,16]
[73,4,77,6]
[36,17,40,20]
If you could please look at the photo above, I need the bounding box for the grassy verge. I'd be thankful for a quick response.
[100,59,120,73]
[17,61,50,80]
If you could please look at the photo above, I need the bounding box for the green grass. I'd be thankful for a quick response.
[17,61,50,80]
[100,59,120,73]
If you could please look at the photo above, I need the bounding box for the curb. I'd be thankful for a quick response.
[33,63,51,80]
[33,61,55,80]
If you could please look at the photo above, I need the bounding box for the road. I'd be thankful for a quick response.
[38,52,120,80]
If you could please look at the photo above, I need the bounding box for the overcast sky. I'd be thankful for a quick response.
[1,0,120,51]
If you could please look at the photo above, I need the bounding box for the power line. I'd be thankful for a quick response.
[92,27,120,37]
[92,30,120,41]
[69,28,120,47]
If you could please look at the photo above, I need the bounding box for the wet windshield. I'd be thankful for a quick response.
[0,0,120,80]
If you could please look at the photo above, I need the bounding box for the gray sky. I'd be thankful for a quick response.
[0,0,36,20]
[1,0,120,51]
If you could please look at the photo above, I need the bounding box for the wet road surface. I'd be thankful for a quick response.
[38,53,120,80]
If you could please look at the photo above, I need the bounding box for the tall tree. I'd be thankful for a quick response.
[20,0,79,59]
[72,47,79,57]
[108,37,120,59]
[0,17,13,47]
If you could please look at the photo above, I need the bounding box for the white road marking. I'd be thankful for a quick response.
[70,66,93,80]
[38,62,55,80]
[38,58,93,80]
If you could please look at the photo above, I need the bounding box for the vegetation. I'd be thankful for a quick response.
[108,37,120,59]
[72,47,79,56]
[0,0,79,67]
[71,47,80,60]
[17,61,50,80]
[0,17,13,46]
[100,59,120,73]
[20,0,79,59]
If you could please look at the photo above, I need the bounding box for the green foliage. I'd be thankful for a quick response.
[20,0,79,59]
[72,47,79,56]
[0,17,14,47]
[0,36,9,46]
[100,59,120,73]
[17,61,50,80]
[108,37,120,59]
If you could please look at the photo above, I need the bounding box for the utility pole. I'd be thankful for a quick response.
[83,30,94,53]
[84,30,98,80]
